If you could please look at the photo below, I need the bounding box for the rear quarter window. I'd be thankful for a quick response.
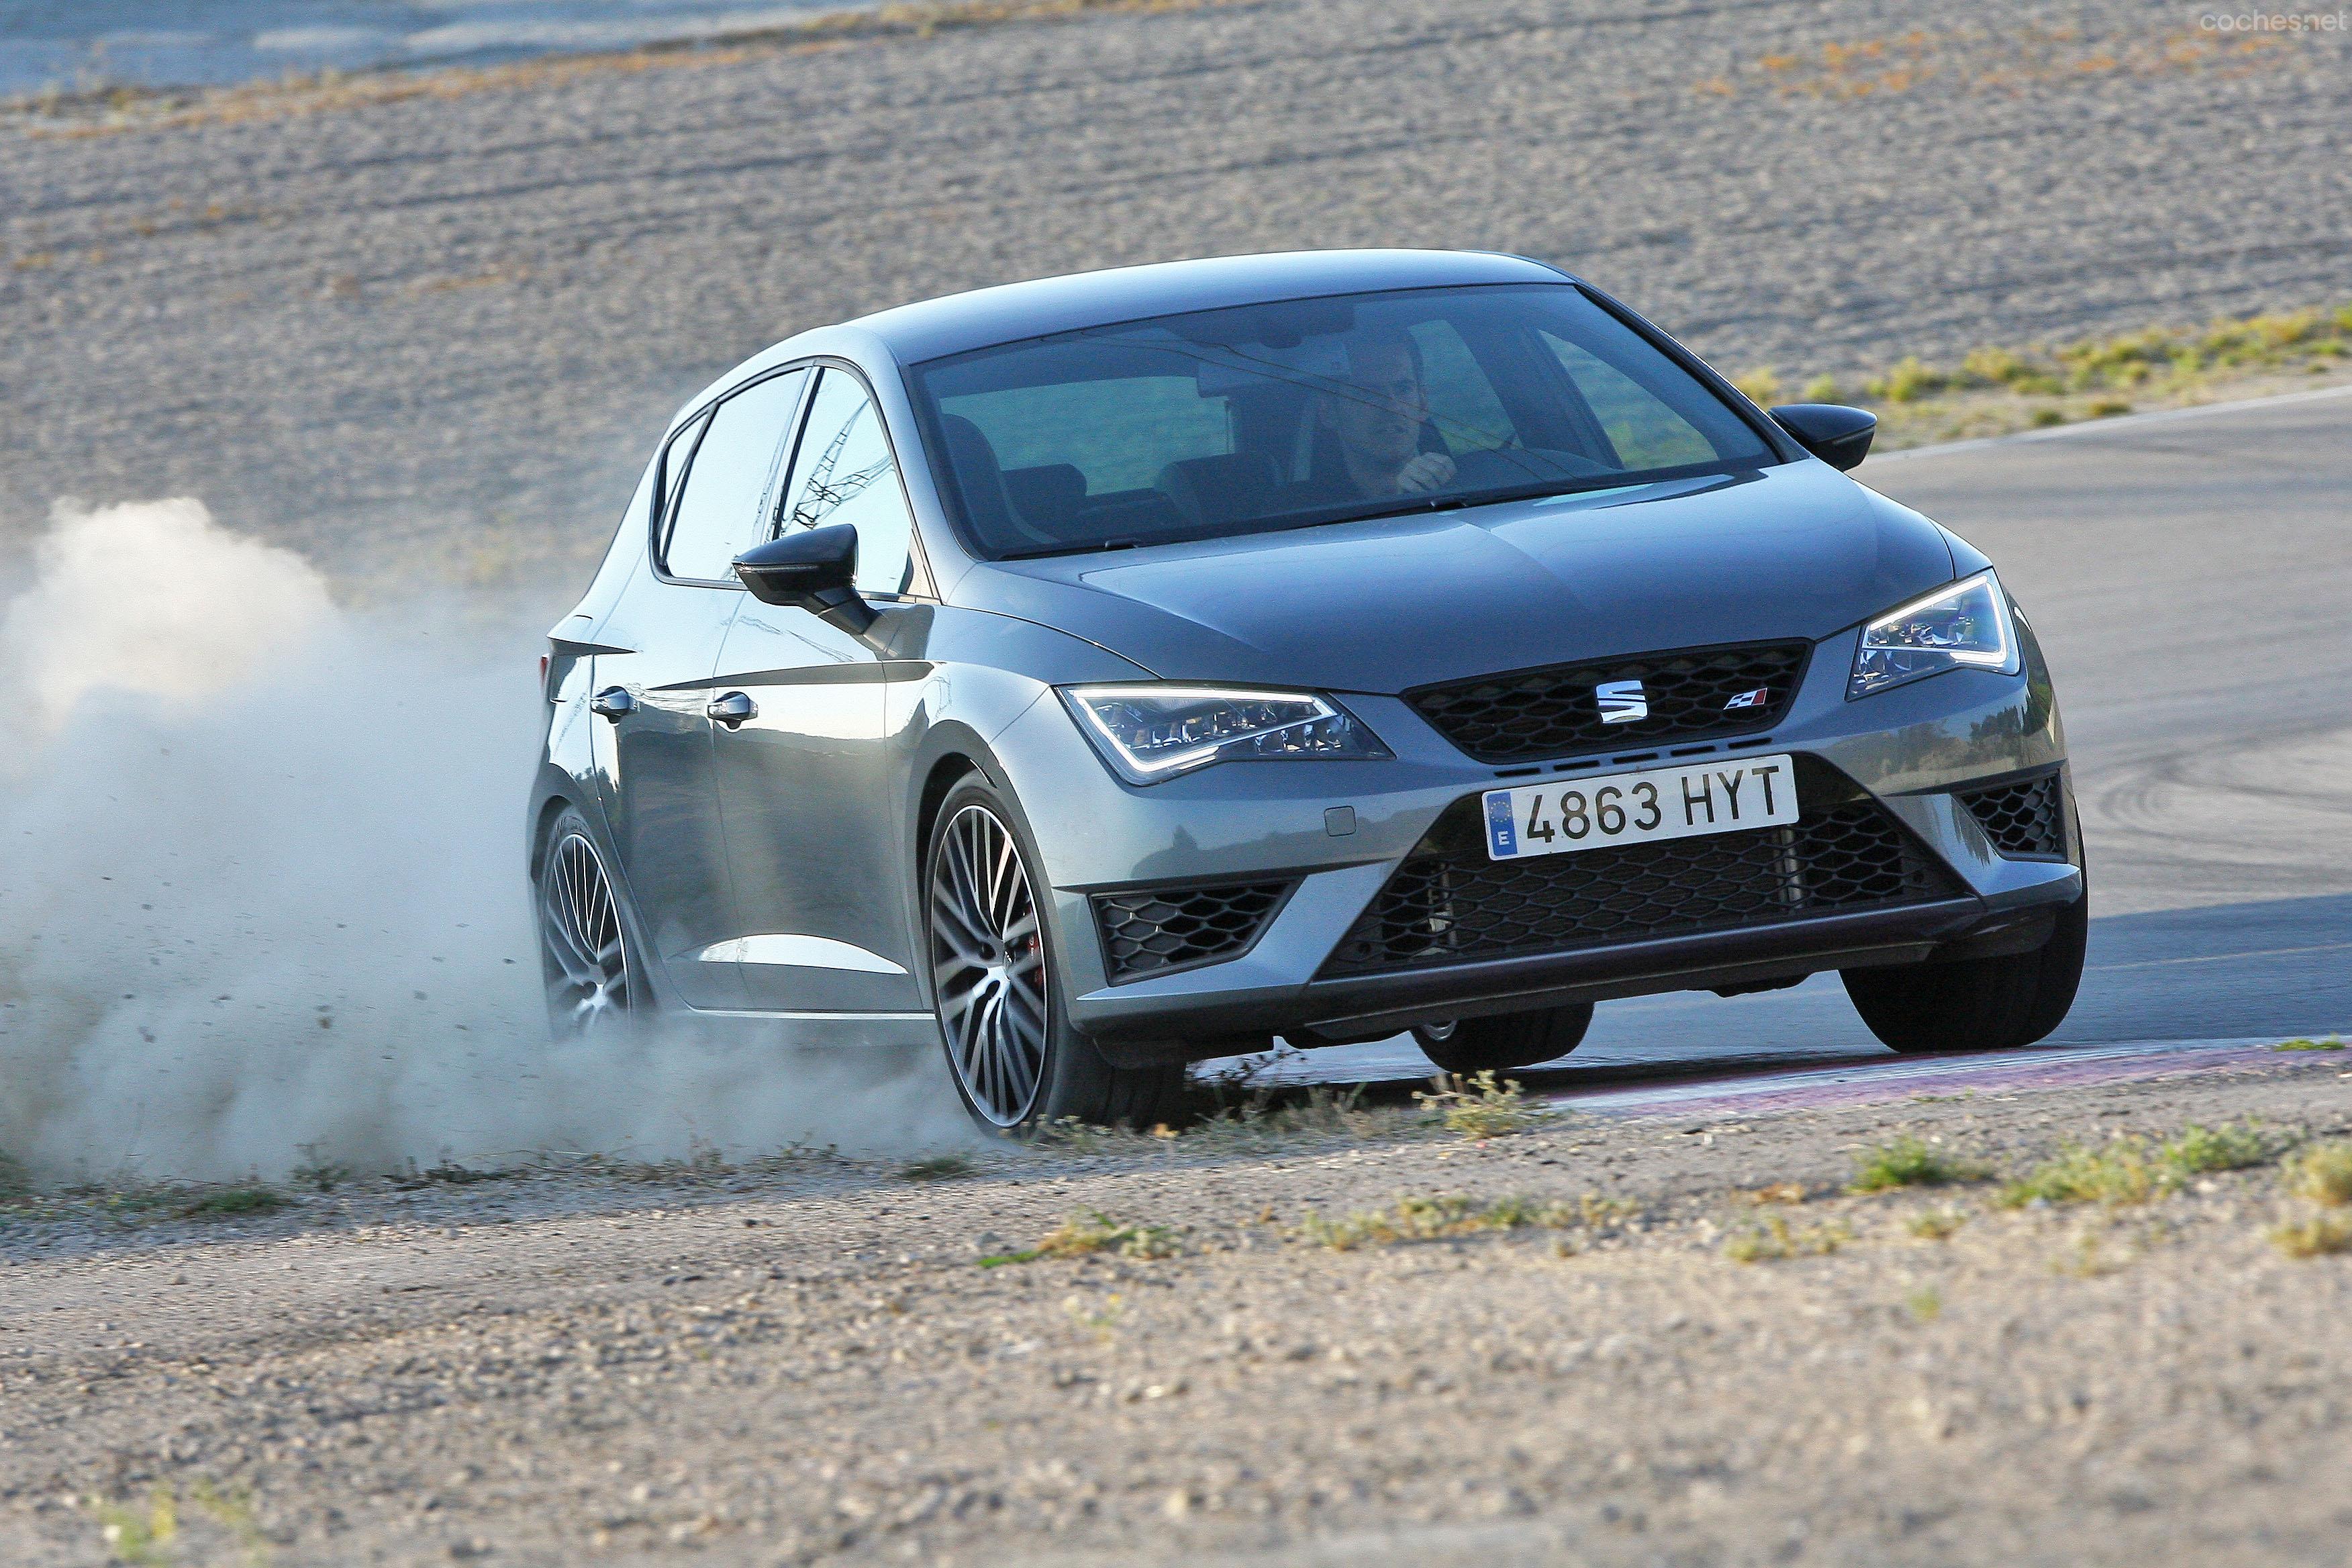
[942,376,1231,495]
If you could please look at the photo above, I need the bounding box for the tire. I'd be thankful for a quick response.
[536,805,643,1040]
[1842,886,2087,1053]
[925,777,1185,1134]
[1412,1003,1594,1076]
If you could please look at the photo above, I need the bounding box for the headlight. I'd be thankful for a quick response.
[1849,570,2019,699]
[1059,684,1391,785]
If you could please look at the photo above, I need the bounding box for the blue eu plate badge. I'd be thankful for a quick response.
[1483,790,1518,858]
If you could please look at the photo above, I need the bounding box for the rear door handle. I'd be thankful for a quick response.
[590,687,636,720]
[707,691,758,728]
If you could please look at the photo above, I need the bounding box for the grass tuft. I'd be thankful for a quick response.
[1739,1181,1809,1205]
[899,1153,975,1182]
[1904,1285,1943,1322]
[1724,1213,1851,1263]
[1300,1191,1628,1252]
[977,1210,1177,1267]
[1192,1083,1404,1145]
[2269,1213,2352,1259]
[2000,1121,2273,1208]
[2158,1120,2272,1177]
[1849,1135,1988,1193]
[2274,1036,2345,1052]
[1873,354,1942,402]
[290,1141,350,1193]
[92,1485,177,1564]
[1906,1206,1967,1241]
[2282,1141,2352,1208]
[176,1187,285,1220]
[1414,1071,1549,1140]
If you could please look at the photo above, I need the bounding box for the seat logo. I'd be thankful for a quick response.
[1596,679,1649,724]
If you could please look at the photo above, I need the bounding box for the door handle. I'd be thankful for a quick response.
[589,686,636,721]
[707,691,758,729]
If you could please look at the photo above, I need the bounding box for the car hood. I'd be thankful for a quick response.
[952,462,1957,692]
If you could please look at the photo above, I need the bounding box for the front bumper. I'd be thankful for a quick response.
[987,622,2079,1061]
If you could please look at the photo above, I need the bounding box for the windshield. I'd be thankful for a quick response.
[908,283,1782,559]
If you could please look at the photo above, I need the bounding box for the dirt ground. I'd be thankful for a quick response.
[6,1054,2350,1567]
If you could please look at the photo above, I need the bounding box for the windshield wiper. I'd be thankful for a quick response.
[997,536,1151,561]
[1304,474,1644,530]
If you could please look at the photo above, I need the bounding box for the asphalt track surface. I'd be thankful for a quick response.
[1215,390,2352,1104]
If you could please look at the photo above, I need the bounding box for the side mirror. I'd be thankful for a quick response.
[1769,403,1877,471]
[733,524,875,635]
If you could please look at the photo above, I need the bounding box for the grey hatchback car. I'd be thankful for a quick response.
[530,249,2085,1133]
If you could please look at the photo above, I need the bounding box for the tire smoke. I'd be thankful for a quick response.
[0,498,966,1186]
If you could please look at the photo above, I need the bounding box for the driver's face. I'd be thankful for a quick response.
[1330,344,1426,464]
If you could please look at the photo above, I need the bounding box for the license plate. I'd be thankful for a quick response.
[1482,754,1798,861]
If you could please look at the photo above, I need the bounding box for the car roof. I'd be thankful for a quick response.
[848,248,1575,363]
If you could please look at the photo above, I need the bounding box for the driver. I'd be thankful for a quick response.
[1318,329,1457,498]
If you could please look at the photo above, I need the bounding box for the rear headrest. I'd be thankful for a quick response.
[1002,464,1087,537]
[1155,452,1279,528]
[938,414,1047,552]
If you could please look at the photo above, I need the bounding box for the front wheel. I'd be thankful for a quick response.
[1842,888,2088,1053]
[1413,1003,1594,1075]
[926,778,1185,1134]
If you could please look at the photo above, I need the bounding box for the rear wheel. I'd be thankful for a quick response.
[926,778,1185,1134]
[1412,1003,1594,1076]
[536,805,638,1039]
[1843,888,2087,1053]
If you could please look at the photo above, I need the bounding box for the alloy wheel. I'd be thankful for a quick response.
[930,803,1051,1126]
[540,828,631,1036]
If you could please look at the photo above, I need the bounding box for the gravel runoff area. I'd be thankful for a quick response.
[3,0,2349,588]
[5,1059,2351,1565]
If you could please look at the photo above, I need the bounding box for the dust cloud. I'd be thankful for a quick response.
[0,498,967,1186]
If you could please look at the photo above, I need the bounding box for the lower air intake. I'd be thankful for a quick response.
[1958,771,2067,859]
[1321,761,1960,977]
[1093,881,1291,982]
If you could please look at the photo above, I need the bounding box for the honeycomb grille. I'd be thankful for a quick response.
[1405,640,1810,763]
[1959,772,2066,858]
[1322,771,1959,976]
[1092,881,1291,982]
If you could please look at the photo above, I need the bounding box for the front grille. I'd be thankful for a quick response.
[1092,881,1291,982]
[1959,772,2066,858]
[1405,640,1810,764]
[1321,762,1959,977]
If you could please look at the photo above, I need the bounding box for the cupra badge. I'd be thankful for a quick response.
[1596,679,1649,724]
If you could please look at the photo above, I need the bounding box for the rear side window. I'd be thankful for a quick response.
[942,375,1231,496]
[777,369,918,598]
[660,369,808,582]
[1542,334,1720,470]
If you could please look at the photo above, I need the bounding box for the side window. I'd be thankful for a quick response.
[779,369,918,598]
[1542,333,1718,471]
[661,369,807,582]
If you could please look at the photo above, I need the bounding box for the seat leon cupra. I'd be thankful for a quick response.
[529,249,2086,1133]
